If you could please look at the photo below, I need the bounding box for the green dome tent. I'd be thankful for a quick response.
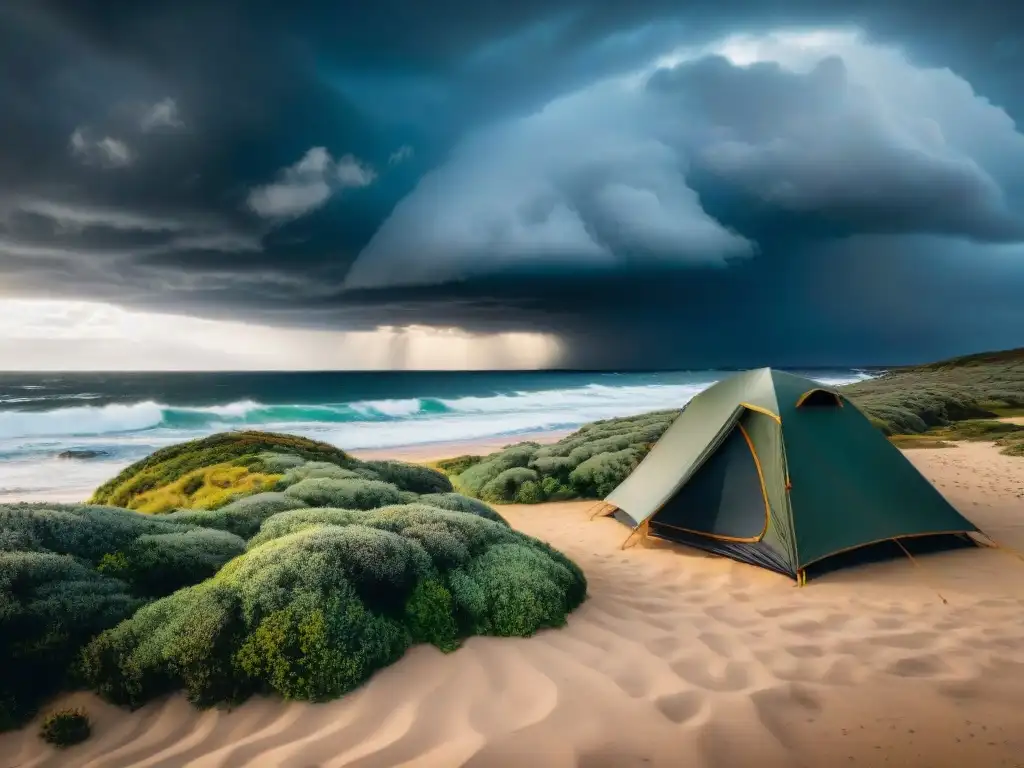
[596,368,985,584]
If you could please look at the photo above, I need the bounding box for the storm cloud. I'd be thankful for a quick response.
[1,0,1023,368]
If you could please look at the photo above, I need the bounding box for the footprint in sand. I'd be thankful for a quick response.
[779,613,849,637]
[655,689,706,724]
[645,634,683,657]
[784,644,825,659]
[887,654,949,678]
[697,631,741,659]
[868,631,939,650]
[756,605,792,619]
[669,658,752,692]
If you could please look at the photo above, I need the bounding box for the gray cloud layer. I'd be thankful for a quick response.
[2,1,1023,367]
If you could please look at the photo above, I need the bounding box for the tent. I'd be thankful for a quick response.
[596,368,984,583]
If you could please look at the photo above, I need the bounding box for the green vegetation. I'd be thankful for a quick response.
[89,431,457,514]
[90,432,359,511]
[38,707,91,748]
[79,506,585,709]
[1,431,584,731]
[442,410,677,504]
[0,503,244,729]
[441,350,1024,504]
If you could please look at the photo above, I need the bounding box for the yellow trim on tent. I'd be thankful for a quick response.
[646,419,773,544]
[795,389,844,408]
[739,402,782,423]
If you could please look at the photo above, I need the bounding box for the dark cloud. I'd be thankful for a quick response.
[2,0,1023,368]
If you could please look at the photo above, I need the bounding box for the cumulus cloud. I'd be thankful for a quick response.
[247,147,375,220]
[647,31,1024,238]
[140,97,184,132]
[344,79,754,289]
[345,30,1024,290]
[69,128,134,168]
[389,144,414,165]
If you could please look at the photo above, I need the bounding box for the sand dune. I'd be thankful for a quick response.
[4,441,1024,767]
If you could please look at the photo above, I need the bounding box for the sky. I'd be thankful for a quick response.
[1,0,1023,370]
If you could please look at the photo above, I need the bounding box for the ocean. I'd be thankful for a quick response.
[0,369,872,502]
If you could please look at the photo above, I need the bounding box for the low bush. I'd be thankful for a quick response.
[283,477,404,510]
[256,452,309,473]
[0,503,208,564]
[479,467,540,504]
[247,508,364,548]
[568,447,644,498]
[80,507,587,709]
[0,549,143,729]
[453,444,540,497]
[358,460,453,494]
[96,528,246,597]
[432,455,484,476]
[416,493,507,525]
[162,492,308,539]
[447,411,676,504]
[0,502,245,729]
[274,462,364,488]
[38,707,91,748]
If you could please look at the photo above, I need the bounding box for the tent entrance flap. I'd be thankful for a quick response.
[649,418,770,543]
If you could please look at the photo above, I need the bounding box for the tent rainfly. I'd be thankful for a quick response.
[596,368,985,584]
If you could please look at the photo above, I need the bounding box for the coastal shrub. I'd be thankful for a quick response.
[256,452,308,473]
[126,462,281,514]
[446,412,676,504]
[416,493,508,525]
[0,502,253,729]
[0,550,144,729]
[39,707,91,748]
[478,467,540,504]
[283,477,403,509]
[247,508,364,548]
[97,528,246,597]
[161,492,308,539]
[453,443,539,497]
[80,510,587,709]
[433,455,484,476]
[0,503,203,564]
[358,459,453,494]
[90,431,356,508]
[274,462,363,489]
[569,447,644,498]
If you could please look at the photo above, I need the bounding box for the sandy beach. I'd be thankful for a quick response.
[349,430,572,464]
[3,439,1024,766]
